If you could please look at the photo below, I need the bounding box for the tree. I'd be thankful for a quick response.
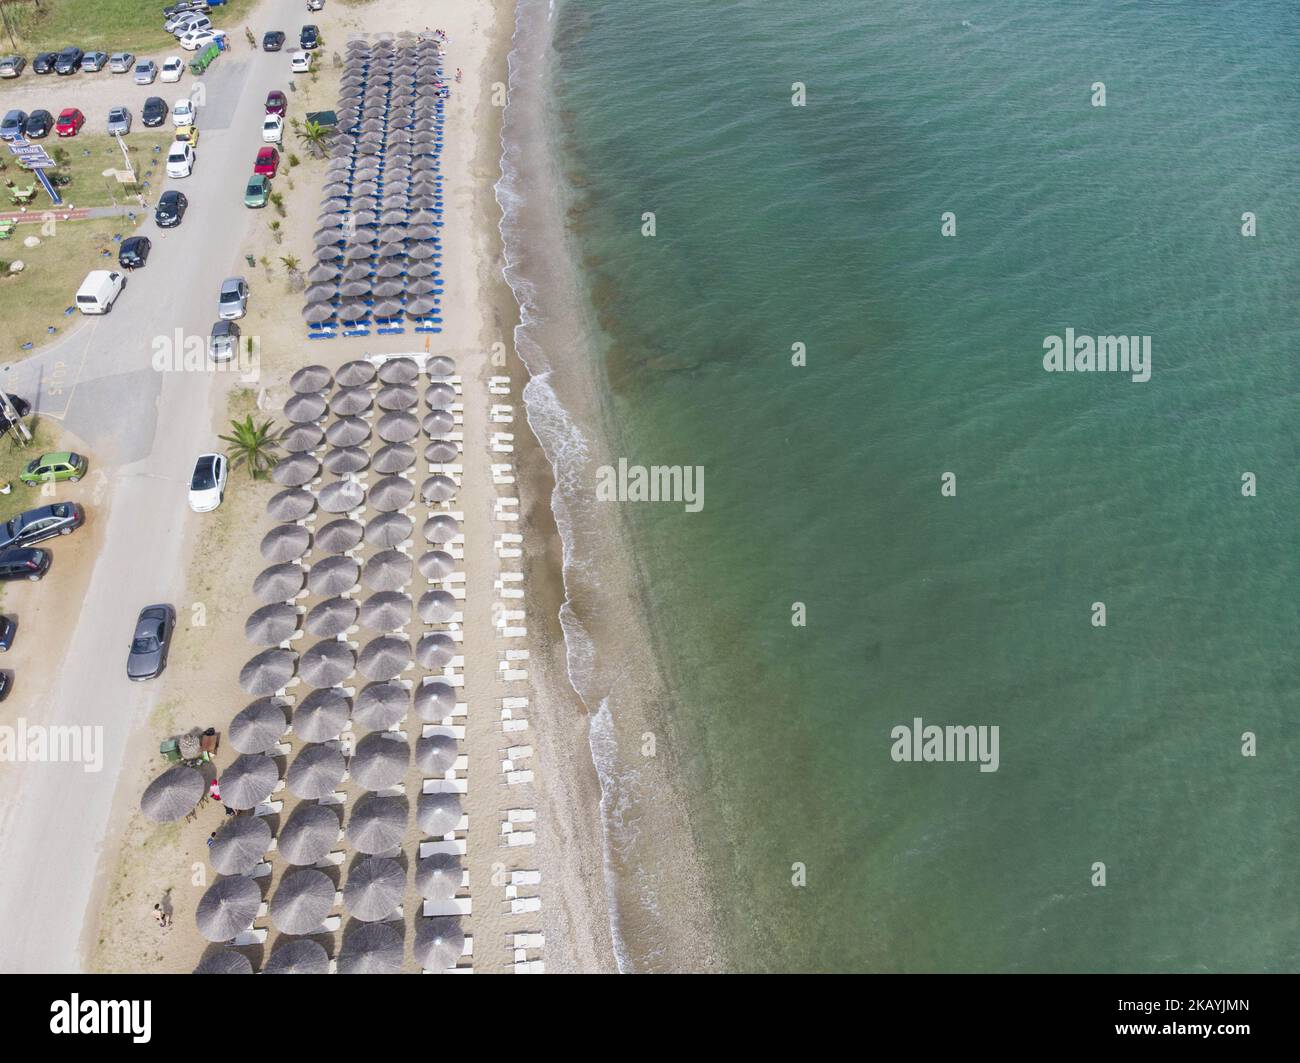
[219,415,282,481]
[297,119,330,159]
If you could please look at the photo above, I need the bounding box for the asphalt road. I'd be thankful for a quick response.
[0,1,304,972]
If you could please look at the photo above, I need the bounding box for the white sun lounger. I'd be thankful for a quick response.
[422,778,469,794]
[423,897,472,918]
[253,801,282,818]
[419,839,468,858]
[229,928,267,947]
[510,896,543,915]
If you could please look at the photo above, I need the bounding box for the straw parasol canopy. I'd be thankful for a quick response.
[424,382,456,407]
[306,263,342,284]
[364,512,413,548]
[208,816,273,875]
[415,852,461,900]
[269,868,336,935]
[377,384,418,411]
[405,295,439,317]
[268,488,316,522]
[271,454,321,488]
[347,794,409,854]
[308,555,361,596]
[141,765,204,822]
[417,590,457,624]
[196,876,262,942]
[373,356,417,384]
[414,917,464,971]
[363,549,413,592]
[424,441,460,465]
[351,732,410,790]
[316,518,365,553]
[416,733,458,776]
[406,260,439,278]
[304,302,338,324]
[323,445,370,476]
[253,563,305,604]
[286,743,347,800]
[326,416,370,448]
[279,803,341,866]
[359,591,412,632]
[284,393,328,424]
[337,921,404,974]
[260,524,311,562]
[239,648,297,695]
[373,279,405,299]
[319,479,367,514]
[304,595,359,638]
[373,298,404,319]
[344,856,406,921]
[299,639,356,686]
[407,222,439,240]
[291,365,334,394]
[305,281,340,303]
[341,262,372,283]
[415,632,456,669]
[229,698,288,754]
[422,514,460,544]
[422,409,454,435]
[417,792,461,836]
[245,603,300,646]
[294,687,351,743]
[369,476,414,514]
[420,474,457,504]
[414,681,456,722]
[358,635,411,681]
[263,938,330,975]
[416,550,456,580]
[221,753,280,810]
[428,355,456,377]
[375,259,405,279]
[377,411,420,443]
[282,423,326,453]
[338,300,372,322]
[407,244,439,262]
[354,682,410,730]
[193,950,254,975]
[373,443,416,475]
[339,279,373,299]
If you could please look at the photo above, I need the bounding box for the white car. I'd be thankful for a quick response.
[290,50,312,73]
[166,141,195,178]
[261,114,284,143]
[188,453,228,513]
[179,30,218,51]
[172,98,195,127]
[160,56,185,83]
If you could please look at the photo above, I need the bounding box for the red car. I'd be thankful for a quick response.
[55,107,85,137]
[264,91,286,116]
[254,146,280,177]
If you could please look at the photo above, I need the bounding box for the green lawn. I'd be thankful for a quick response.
[0,418,59,523]
[7,0,262,55]
[14,132,177,210]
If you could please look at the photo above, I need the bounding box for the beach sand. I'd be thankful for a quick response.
[87,0,616,974]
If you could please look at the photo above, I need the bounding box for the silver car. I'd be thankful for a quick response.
[218,277,249,320]
[134,59,158,85]
[109,52,135,73]
[107,107,132,136]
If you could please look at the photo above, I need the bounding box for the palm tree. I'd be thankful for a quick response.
[219,415,282,481]
[297,119,331,159]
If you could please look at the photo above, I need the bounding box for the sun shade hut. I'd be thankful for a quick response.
[208,816,273,875]
[337,921,404,974]
[279,802,342,866]
[414,917,465,971]
[351,732,410,790]
[254,563,306,604]
[245,604,300,647]
[270,868,336,934]
[141,765,204,822]
[286,743,347,801]
[239,648,297,696]
[293,687,352,743]
[229,698,288,754]
[305,595,359,638]
[196,875,261,942]
[193,949,254,975]
[263,938,330,975]
[221,753,281,810]
[354,682,410,731]
[417,792,461,836]
[343,856,406,921]
[347,794,409,854]
[260,524,312,562]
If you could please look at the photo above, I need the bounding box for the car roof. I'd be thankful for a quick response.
[38,451,74,463]
[221,277,245,289]
[58,108,81,118]
[211,319,238,334]
[160,190,182,203]
[121,235,148,249]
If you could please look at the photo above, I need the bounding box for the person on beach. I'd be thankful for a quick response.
[206,832,217,849]
[152,904,171,930]
[455,68,462,82]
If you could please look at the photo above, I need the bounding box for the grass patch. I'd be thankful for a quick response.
[7,0,262,55]
[0,217,144,359]
[0,417,60,523]
[7,133,176,210]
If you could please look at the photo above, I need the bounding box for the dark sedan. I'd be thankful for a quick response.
[265,90,287,116]
[141,96,168,127]
[54,47,84,75]
[0,547,51,582]
[118,236,151,270]
[24,110,54,139]
[33,52,58,75]
[0,502,85,550]
[263,31,286,51]
[155,190,187,228]
[300,25,320,50]
[128,604,175,681]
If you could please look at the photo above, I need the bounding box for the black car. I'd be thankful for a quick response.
[54,46,84,75]
[24,110,54,138]
[155,190,187,228]
[127,604,175,681]
[0,394,30,436]
[0,503,85,550]
[263,31,286,51]
[0,672,9,701]
[300,25,320,50]
[141,96,168,127]
[118,235,152,270]
[32,52,58,75]
[0,616,15,651]
[0,547,51,582]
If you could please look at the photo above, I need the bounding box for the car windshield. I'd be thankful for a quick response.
[220,289,240,303]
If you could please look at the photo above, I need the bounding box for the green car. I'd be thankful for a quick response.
[19,451,87,485]
[244,173,270,208]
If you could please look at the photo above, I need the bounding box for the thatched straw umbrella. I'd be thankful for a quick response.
[424,441,460,464]
[316,518,364,553]
[229,698,288,754]
[239,648,297,696]
[208,816,273,875]
[279,803,342,866]
[308,555,361,596]
[343,856,406,921]
[422,514,460,544]
[319,479,367,514]
[304,302,338,325]
[282,423,326,453]
[417,590,457,624]
[347,794,409,854]
[293,687,352,743]
[272,454,320,487]
[260,524,311,562]
[354,682,410,730]
[415,733,458,776]
[422,409,454,435]
[414,917,465,971]
[420,474,456,504]
[368,474,415,513]
[196,875,261,942]
[263,938,330,975]
[337,921,404,974]
[377,411,419,443]
[221,753,280,810]
[417,792,461,836]
[377,384,418,411]
[284,393,328,424]
[415,852,461,900]
[359,591,412,632]
[286,744,347,800]
[326,416,370,448]
[305,596,359,638]
[193,950,254,974]
[364,512,413,548]
[141,765,204,822]
[253,563,305,604]
[299,639,356,687]
[358,636,411,681]
[337,358,378,387]
[330,386,373,417]
[416,550,456,580]
[414,681,456,722]
[415,632,455,670]
[291,365,334,394]
[351,732,409,790]
[373,444,416,475]
[245,603,299,646]
[323,445,370,476]
[363,549,413,592]
[270,868,336,934]
[267,488,316,522]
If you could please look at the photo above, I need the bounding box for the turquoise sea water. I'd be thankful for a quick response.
[523,0,1299,971]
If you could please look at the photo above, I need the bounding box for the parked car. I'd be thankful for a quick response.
[261,114,283,143]
[168,12,209,35]
[253,146,279,177]
[300,25,320,50]
[172,97,195,126]
[54,47,84,75]
[134,59,159,85]
[0,503,85,550]
[0,110,27,141]
[109,52,135,73]
[142,97,168,127]
[155,190,188,228]
[24,110,54,138]
[118,235,151,270]
[55,107,86,136]
[166,141,195,178]
[290,50,312,74]
[127,604,176,681]
[160,55,185,83]
[307,0,325,11]
[19,451,87,485]
[179,29,218,51]
[208,320,241,360]
[263,31,286,51]
[188,453,228,510]
[74,270,124,313]
[175,125,199,147]
[0,395,32,436]
[80,51,109,72]
[218,277,249,319]
[107,107,132,136]
[33,52,58,75]
[0,55,26,78]
[265,90,287,116]
[0,548,51,583]
[243,173,270,208]
[0,617,15,651]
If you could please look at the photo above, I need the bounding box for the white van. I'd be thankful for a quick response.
[76,270,126,314]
